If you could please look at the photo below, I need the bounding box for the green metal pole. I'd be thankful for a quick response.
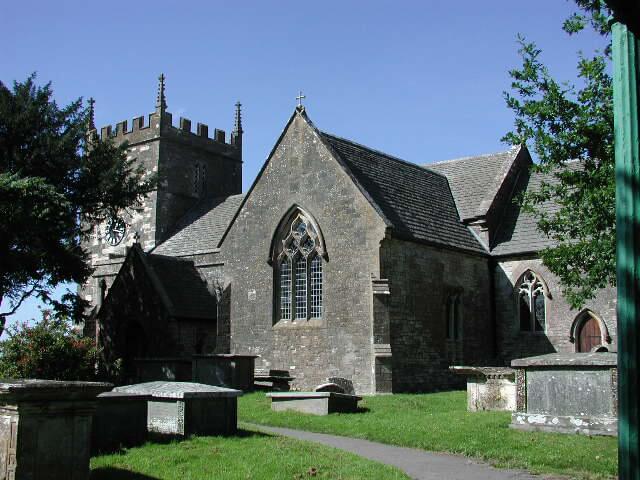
[613,20,640,480]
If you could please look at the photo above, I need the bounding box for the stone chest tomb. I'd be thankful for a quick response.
[510,353,617,436]
[450,366,516,411]
[114,381,242,437]
[0,379,111,480]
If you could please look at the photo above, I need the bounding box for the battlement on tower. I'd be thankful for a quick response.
[90,74,243,161]
[95,110,241,156]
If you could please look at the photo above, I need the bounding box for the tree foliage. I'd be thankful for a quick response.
[0,312,98,381]
[0,75,156,335]
[503,0,614,308]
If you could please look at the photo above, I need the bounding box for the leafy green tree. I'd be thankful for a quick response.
[503,0,615,308]
[0,311,98,380]
[0,75,156,336]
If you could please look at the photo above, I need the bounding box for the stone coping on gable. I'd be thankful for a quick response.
[511,352,617,368]
[114,381,243,399]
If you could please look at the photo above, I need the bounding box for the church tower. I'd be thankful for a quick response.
[80,75,243,326]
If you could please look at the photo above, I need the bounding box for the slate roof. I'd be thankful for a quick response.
[491,162,583,256]
[144,253,217,319]
[320,132,486,254]
[425,147,521,221]
[153,194,245,256]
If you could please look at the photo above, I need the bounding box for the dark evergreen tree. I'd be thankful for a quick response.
[0,75,156,336]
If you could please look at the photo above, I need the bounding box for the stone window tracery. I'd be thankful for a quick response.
[517,271,546,332]
[275,212,324,322]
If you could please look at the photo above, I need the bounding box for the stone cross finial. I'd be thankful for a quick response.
[133,231,141,243]
[88,97,96,130]
[296,91,306,109]
[156,73,167,111]
[233,101,243,135]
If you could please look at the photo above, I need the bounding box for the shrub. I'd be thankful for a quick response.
[0,313,98,380]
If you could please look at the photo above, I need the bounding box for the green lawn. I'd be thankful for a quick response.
[91,428,410,480]
[239,391,618,480]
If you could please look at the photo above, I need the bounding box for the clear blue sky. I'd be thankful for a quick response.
[2,0,605,327]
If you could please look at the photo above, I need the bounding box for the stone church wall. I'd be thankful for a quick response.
[380,239,494,392]
[223,114,387,394]
[494,257,617,362]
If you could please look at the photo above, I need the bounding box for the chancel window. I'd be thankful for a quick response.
[276,212,324,322]
[445,293,462,340]
[445,292,463,364]
[518,271,546,332]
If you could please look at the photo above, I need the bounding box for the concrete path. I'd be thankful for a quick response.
[244,423,552,480]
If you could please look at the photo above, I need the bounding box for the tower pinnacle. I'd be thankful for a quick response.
[156,73,167,112]
[233,101,243,135]
[88,97,96,130]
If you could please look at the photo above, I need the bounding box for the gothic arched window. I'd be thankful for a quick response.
[275,212,324,322]
[517,271,547,332]
[445,291,463,364]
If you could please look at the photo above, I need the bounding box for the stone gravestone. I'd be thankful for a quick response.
[0,379,111,480]
[114,381,242,437]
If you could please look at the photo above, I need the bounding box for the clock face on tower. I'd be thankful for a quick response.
[104,217,126,246]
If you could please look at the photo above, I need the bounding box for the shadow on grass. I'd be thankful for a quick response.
[355,406,370,414]
[91,467,161,480]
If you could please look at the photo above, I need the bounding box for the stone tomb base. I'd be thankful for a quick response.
[267,392,362,415]
[511,412,617,436]
[449,366,516,411]
[92,391,151,454]
[0,379,111,480]
[510,352,618,436]
[192,354,258,391]
[114,381,242,437]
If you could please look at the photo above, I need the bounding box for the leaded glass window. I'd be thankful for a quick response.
[295,257,307,319]
[280,257,292,320]
[310,256,323,318]
[275,212,324,322]
[518,271,547,332]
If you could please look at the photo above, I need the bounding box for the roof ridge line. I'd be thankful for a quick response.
[426,147,519,167]
[320,131,450,180]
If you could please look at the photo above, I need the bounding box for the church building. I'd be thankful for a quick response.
[81,77,617,394]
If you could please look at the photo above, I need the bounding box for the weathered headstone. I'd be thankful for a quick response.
[327,377,355,395]
[0,379,111,480]
[510,353,617,436]
[114,381,242,437]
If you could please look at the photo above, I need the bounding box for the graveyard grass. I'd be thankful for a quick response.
[239,391,618,480]
[90,427,410,480]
